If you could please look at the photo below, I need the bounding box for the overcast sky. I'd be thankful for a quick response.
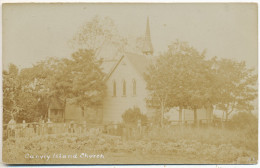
[2,3,258,70]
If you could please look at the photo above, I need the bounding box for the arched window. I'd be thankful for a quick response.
[123,80,126,96]
[133,79,136,96]
[113,80,116,96]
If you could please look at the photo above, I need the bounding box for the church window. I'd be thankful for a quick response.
[133,79,136,96]
[113,80,116,96]
[123,80,126,96]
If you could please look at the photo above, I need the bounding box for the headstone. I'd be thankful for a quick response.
[36,125,39,135]
[22,120,26,128]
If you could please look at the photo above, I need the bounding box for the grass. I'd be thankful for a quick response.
[2,125,258,164]
[145,126,258,153]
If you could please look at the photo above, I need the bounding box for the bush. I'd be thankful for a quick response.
[122,107,148,126]
[229,112,257,131]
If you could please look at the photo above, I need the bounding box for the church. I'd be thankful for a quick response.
[49,17,213,124]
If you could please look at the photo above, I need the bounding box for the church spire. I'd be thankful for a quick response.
[142,17,154,55]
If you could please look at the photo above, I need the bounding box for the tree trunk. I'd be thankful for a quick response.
[225,112,229,121]
[222,111,225,121]
[81,106,85,122]
[63,99,67,122]
[161,104,164,127]
[193,108,197,125]
[179,106,183,124]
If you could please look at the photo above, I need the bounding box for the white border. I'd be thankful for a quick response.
[0,1,259,168]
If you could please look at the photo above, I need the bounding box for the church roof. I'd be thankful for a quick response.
[102,17,154,81]
[125,52,150,77]
[96,40,123,74]
[104,52,151,81]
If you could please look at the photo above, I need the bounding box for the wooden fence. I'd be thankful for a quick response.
[3,121,104,140]
[3,119,222,141]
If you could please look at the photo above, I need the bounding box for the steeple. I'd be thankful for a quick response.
[142,17,154,55]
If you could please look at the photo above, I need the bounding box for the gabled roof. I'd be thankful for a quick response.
[125,52,150,77]
[104,56,125,81]
[105,52,151,81]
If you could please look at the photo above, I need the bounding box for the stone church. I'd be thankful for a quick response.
[49,18,213,124]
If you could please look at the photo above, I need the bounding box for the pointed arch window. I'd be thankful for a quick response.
[122,80,126,96]
[113,80,116,97]
[133,79,136,96]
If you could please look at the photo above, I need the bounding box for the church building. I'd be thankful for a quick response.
[60,17,213,124]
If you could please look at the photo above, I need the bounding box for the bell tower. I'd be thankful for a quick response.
[142,17,154,55]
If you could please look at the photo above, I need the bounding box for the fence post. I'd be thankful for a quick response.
[36,125,39,135]
[42,120,45,135]
[22,120,26,137]
[83,121,87,134]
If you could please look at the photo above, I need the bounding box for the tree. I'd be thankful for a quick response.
[3,64,22,123]
[3,64,42,123]
[51,49,106,122]
[69,15,126,54]
[145,40,214,126]
[214,59,257,120]
[19,57,62,119]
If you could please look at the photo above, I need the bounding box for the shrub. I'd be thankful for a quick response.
[122,106,148,126]
[229,112,257,131]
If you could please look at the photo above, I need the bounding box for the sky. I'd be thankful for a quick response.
[2,3,258,70]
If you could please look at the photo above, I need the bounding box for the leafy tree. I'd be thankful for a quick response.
[145,39,257,126]
[3,64,22,123]
[3,64,42,123]
[145,40,213,126]
[69,15,126,54]
[19,57,62,119]
[214,59,257,120]
[51,49,106,122]
[122,107,148,126]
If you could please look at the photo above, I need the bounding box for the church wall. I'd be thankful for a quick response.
[102,56,148,123]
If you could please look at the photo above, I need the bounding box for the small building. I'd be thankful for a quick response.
[48,97,64,122]
[64,99,102,123]
[165,106,213,125]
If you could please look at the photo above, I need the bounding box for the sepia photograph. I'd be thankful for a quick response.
[1,2,258,165]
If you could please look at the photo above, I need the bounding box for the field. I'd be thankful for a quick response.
[2,126,258,165]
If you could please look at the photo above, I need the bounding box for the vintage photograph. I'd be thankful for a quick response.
[2,3,258,164]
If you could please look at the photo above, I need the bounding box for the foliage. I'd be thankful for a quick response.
[122,107,148,126]
[229,112,258,137]
[18,57,61,119]
[3,49,106,123]
[69,15,126,53]
[3,127,257,164]
[52,49,106,111]
[3,64,44,123]
[145,39,257,125]
[3,64,22,123]
[213,59,257,120]
[145,40,213,126]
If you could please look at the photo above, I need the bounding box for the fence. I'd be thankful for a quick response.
[3,119,224,141]
[3,121,105,140]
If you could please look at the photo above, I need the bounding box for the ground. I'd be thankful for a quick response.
[2,126,258,165]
